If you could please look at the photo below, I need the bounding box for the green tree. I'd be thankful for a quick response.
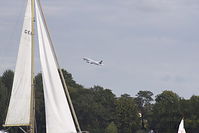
[61,69,83,89]
[135,91,154,129]
[71,86,116,133]
[151,91,181,133]
[105,122,118,133]
[0,78,7,129]
[0,71,14,130]
[34,73,46,133]
[183,96,199,133]
[115,94,140,132]
[1,70,14,91]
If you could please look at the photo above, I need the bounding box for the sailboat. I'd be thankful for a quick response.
[2,0,85,133]
[178,119,186,133]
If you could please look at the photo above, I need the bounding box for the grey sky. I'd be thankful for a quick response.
[1,0,199,98]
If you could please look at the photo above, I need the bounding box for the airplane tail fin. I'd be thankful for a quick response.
[99,60,103,64]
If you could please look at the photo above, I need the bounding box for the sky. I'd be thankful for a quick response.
[1,0,199,98]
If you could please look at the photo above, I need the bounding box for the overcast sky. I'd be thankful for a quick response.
[1,0,199,98]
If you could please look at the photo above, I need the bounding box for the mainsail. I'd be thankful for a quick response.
[35,0,77,133]
[178,119,186,133]
[4,0,33,126]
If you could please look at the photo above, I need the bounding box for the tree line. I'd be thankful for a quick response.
[0,69,199,133]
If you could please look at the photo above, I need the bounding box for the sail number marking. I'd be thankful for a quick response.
[24,29,32,35]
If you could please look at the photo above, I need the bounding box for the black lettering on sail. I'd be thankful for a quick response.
[24,29,32,35]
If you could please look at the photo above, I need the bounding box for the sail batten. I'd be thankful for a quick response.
[35,0,77,132]
[4,0,33,126]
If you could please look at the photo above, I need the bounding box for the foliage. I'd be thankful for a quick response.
[105,122,118,133]
[183,96,199,133]
[151,90,181,133]
[115,94,140,132]
[61,69,83,89]
[34,73,46,133]
[1,69,199,133]
[0,70,14,129]
[71,85,117,133]
[1,70,14,91]
[135,91,154,129]
[0,79,7,128]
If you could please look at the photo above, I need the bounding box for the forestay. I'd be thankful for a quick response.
[35,0,77,133]
[4,0,32,126]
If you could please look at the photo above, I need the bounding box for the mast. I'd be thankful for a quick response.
[30,0,35,132]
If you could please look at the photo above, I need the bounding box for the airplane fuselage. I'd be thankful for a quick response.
[83,57,103,66]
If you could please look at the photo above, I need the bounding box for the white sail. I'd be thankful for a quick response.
[4,0,33,126]
[178,119,186,133]
[35,0,77,133]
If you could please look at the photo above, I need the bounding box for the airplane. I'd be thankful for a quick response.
[83,57,103,66]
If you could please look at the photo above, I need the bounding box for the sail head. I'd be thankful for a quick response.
[178,119,186,133]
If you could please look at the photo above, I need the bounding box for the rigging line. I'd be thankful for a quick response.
[3,127,11,131]
[19,127,27,133]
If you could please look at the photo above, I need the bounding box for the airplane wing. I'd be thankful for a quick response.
[83,58,89,61]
